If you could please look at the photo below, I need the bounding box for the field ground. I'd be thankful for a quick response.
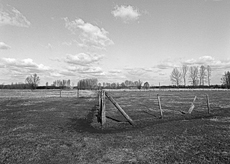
[0,89,230,163]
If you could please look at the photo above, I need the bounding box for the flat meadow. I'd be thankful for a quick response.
[0,89,230,163]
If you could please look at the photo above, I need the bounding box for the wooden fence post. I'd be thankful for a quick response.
[77,89,79,98]
[188,96,196,114]
[98,90,101,109]
[105,92,134,125]
[157,94,163,118]
[97,90,102,123]
[101,90,106,126]
[60,89,62,98]
[206,94,210,114]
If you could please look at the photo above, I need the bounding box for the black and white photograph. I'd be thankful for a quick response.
[0,0,230,163]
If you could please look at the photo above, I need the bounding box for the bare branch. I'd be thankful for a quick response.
[170,67,182,86]
[181,65,188,86]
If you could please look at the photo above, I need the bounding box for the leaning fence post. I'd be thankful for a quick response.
[188,96,196,114]
[105,92,134,125]
[206,94,211,114]
[157,94,163,118]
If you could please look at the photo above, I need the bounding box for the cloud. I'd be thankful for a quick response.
[66,65,103,74]
[62,41,72,46]
[109,69,122,74]
[182,56,215,65]
[125,67,153,76]
[159,73,166,76]
[49,72,62,77]
[64,65,124,79]
[0,42,11,50]
[0,5,31,27]
[64,53,104,66]
[154,58,181,70]
[156,63,177,70]
[64,18,114,49]
[0,58,53,83]
[182,56,230,70]
[77,40,107,51]
[46,43,52,50]
[112,5,141,22]
[0,58,50,72]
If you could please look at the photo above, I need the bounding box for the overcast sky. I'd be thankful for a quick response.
[1,0,230,86]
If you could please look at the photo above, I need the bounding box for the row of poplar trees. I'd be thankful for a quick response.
[170,65,211,86]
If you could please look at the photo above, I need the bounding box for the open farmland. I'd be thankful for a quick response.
[0,89,230,164]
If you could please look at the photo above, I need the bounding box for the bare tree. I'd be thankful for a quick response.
[25,73,40,89]
[207,65,211,86]
[189,66,199,86]
[67,79,71,87]
[199,65,206,86]
[181,65,188,86]
[221,71,230,88]
[137,79,142,89]
[170,67,182,86]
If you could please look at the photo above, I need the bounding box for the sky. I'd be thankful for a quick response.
[0,0,230,86]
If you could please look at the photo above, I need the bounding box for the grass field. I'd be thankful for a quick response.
[0,89,230,163]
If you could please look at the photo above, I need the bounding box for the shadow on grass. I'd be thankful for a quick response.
[65,105,135,134]
[65,107,230,134]
[66,105,99,133]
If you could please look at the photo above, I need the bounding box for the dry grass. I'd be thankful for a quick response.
[0,90,230,163]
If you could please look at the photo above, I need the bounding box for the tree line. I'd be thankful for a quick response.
[1,69,230,90]
[170,65,230,88]
[52,79,71,89]
[170,65,211,86]
[78,79,150,90]
[99,80,146,89]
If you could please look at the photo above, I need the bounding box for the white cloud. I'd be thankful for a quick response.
[0,5,31,27]
[67,65,103,74]
[124,67,153,76]
[0,58,50,72]
[109,69,122,74]
[77,40,107,51]
[64,18,114,49]
[62,41,72,46]
[112,5,141,22]
[121,67,155,82]
[182,56,215,65]
[46,43,52,50]
[65,53,104,66]
[89,69,127,82]
[182,56,230,70]
[0,58,52,83]
[156,63,177,70]
[159,73,166,76]
[0,42,11,50]
[49,72,62,77]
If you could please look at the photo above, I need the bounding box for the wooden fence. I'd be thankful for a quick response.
[97,90,212,127]
[0,89,98,98]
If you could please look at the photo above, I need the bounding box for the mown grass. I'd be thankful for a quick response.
[0,90,230,164]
